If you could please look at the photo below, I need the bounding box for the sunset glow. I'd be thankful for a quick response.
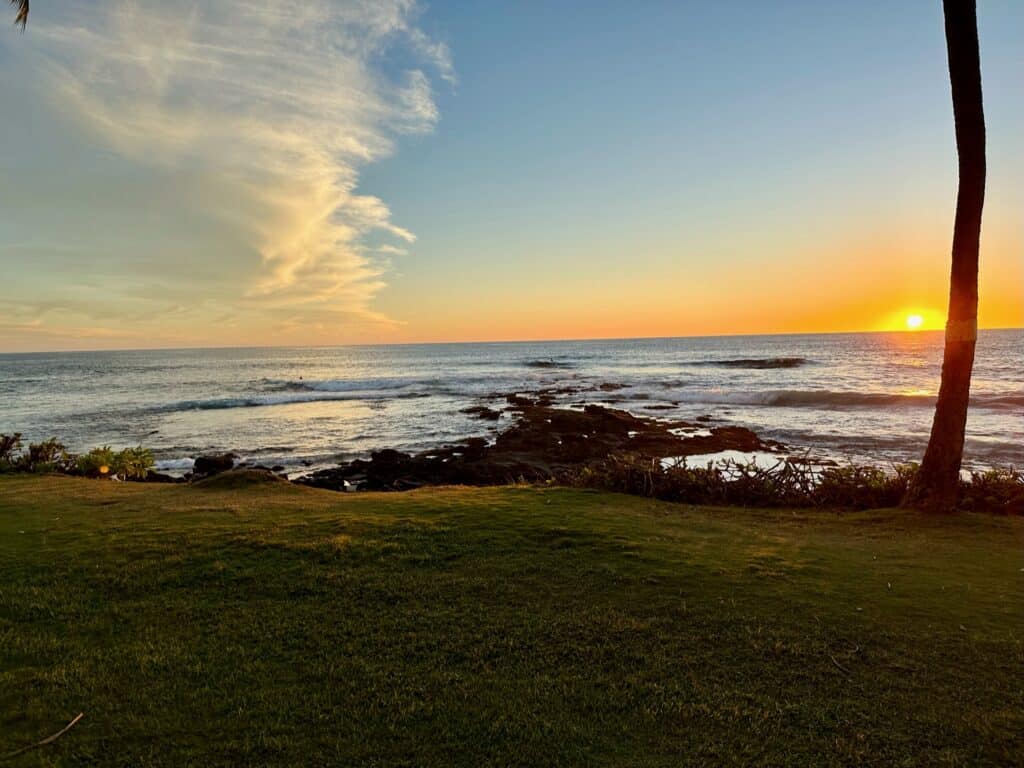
[0,2,1021,351]
[906,314,924,330]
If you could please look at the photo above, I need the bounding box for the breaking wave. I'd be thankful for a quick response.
[259,376,431,393]
[523,359,574,369]
[159,389,430,412]
[669,389,1023,410]
[688,357,810,369]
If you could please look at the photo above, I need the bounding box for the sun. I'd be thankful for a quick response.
[905,313,924,330]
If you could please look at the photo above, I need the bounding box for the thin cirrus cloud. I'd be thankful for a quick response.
[10,0,452,344]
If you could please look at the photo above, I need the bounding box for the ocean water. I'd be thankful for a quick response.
[1,330,1021,475]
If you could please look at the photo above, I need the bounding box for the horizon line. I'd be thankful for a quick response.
[2,326,1021,356]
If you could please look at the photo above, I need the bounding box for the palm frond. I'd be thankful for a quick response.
[10,0,28,30]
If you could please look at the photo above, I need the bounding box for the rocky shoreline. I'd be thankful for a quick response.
[222,393,777,492]
[44,390,1023,513]
[168,393,780,490]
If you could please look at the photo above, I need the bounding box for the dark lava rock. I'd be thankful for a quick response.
[143,470,181,484]
[296,402,779,494]
[192,453,237,479]
[372,448,410,465]
[461,405,503,421]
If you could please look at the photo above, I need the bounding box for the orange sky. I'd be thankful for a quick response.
[1,1,1021,352]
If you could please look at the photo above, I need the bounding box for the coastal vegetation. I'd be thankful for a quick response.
[0,434,153,479]
[2,475,1022,765]
[566,455,1023,515]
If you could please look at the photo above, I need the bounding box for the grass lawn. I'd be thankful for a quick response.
[2,475,1022,766]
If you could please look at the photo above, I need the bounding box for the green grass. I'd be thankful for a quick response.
[1,475,1022,766]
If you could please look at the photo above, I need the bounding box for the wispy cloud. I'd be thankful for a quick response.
[11,0,451,341]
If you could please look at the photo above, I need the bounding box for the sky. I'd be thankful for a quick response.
[0,0,1021,352]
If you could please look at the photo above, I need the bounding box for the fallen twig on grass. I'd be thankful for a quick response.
[829,655,852,677]
[2,712,84,761]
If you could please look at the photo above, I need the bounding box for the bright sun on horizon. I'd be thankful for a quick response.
[906,314,925,330]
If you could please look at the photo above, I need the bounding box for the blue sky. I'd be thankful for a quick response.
[1,1,1021,350]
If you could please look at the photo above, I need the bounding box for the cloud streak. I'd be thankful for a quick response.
[16,0,450,338]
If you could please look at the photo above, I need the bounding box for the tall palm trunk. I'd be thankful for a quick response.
[905,0,986,511]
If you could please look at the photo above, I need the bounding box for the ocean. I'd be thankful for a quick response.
[1,330,1021,476]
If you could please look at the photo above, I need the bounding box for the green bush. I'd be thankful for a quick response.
[0,433,23,472]
[813,463,917,509]
[76,445,154,479]
[113,446,155,480]
[76,446,118,478]
[3,438,155,480]
[563,454,1018,514]
[17,438,73,474]
[961,467,1024,514]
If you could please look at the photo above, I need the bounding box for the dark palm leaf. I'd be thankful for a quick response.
[10,0,28,29]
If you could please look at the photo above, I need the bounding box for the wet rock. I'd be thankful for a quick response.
[192,453,237,479]
[461,405,503,421]
[296,402,779,493]
[371,448,411,465]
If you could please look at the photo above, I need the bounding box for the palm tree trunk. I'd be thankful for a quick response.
[905,0,986,511]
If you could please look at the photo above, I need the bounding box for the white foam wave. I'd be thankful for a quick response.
[262,376,420,392]
[659,389,1023,410]
[669,427,714,438]
[685,357,810,369]
[163,389,430,412]
[661,450,784,470]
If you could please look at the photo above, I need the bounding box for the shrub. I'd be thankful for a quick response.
[76,445,155,479]
[562,454,1016,514]
[813,463,916,509]
[564,454,824,508]
[0,433,22,472]
[76,446,118,478]
[2,438,156,480]
[113,446,155,480]
[18,438,72,473]
[961,468,1024,514]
